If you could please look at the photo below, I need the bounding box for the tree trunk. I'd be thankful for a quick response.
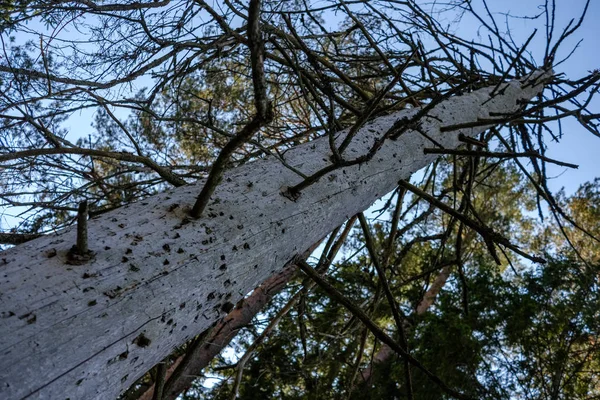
[137,237,327,400]
[359,265,454,383]
[0,71,548,399]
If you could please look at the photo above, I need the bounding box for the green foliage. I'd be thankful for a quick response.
[186,166,599,399]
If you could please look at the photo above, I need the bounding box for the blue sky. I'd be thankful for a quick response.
[1,1,598,235]
[458,0,599,195]
[59,0,598,195]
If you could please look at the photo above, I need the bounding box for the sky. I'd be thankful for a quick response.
[1,0,598,235]
[66,0,598,194]
[457,0,600,195]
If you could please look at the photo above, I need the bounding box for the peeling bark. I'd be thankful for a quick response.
[0,71,549,399]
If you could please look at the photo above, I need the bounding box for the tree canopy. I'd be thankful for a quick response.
[0,1,599,399]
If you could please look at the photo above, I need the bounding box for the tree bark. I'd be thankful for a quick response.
[0,71,549,399]
[137,236,328,400]
[137,217,356,400]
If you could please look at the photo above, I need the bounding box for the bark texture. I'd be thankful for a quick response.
[136,264,297,400]
[0,71,549,399]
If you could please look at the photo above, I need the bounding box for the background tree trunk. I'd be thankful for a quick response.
[359,265,453,383]
[0,71,548,400]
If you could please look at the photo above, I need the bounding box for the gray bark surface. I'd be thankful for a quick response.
[0,71,548,399]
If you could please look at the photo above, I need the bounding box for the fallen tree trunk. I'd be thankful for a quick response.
[0,71,549,399]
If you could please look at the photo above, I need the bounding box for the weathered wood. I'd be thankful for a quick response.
[0,71,549,399]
